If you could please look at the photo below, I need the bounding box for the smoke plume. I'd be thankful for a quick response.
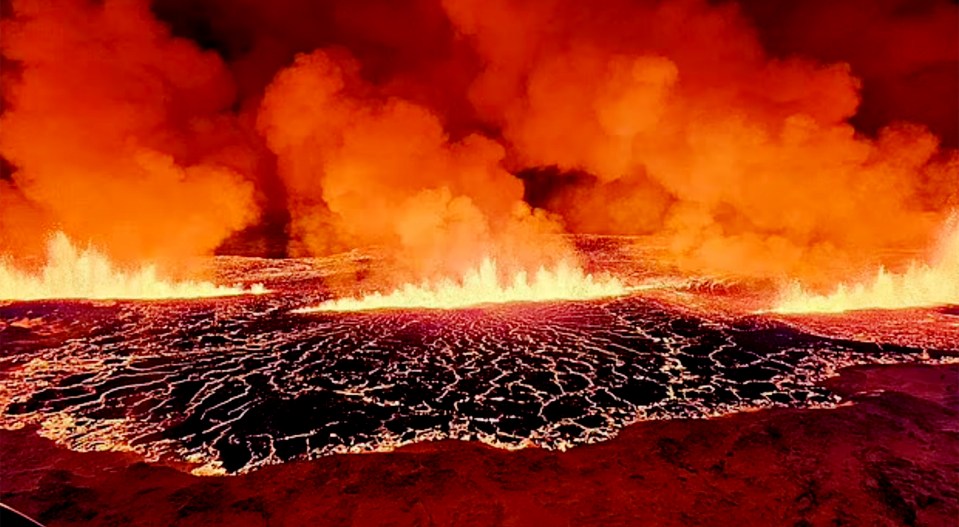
[1,0,955,289]
[257,49,566,279]
[443,0,957,284]
[1,0,258,264]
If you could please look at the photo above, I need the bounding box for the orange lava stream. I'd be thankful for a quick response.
[297,259,627,313]
[773,217,959,314]
[0,232,265,301]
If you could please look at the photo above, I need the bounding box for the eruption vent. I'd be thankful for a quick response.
[0,233,265,301]
[773,216,959,313]
[296,259,626,312]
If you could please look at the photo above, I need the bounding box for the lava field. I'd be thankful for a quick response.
[2,254,955,474]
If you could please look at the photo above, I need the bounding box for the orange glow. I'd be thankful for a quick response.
[1,0,956,297]
[0,233,265,301]
[772,216,959,313]
[296,259,626,312]
[0,0,258,264]
[441,0,958,284]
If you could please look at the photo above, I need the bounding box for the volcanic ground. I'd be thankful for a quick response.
[1,238,957,475]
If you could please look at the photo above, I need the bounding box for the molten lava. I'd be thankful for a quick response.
[773,216,959,314]
[0,233,265,301]
[297,259,626,312]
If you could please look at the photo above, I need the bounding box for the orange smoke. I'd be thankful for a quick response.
[443,0,958,284]
[257,50,568,280]
[1,0,956,298]
[0,0,258,265]
[736,0,959,149]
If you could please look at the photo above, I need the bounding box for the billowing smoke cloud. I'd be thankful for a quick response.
[257,50,566,279]
[443,0,958,284]
[0,0,258,264]
[737,0,959,149]
[1,0,956,288]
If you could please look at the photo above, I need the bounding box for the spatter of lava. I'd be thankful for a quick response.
[296,259,626,312]
[773,215,959,314]
[0,233,265,301]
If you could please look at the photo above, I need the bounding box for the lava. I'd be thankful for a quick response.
[296,259,626,312]
[773,216,959,314]
[2,252,955,475]
[0,232,265,301]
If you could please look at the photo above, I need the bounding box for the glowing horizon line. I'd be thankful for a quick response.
[294,258,629,313]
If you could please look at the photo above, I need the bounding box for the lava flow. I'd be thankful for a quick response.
[297,259,626,312]
[0,1,957,524]
[773,216,959,314]
[0,232,265,301]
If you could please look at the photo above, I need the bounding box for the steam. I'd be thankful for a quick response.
[257,50,568,279]
[1,0,956,294]
[295,259,625,312]
[443,0,958,284]
[0,0,258,264]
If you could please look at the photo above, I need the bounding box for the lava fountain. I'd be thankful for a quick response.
[772,215,959,314]
[0,232,265,301]
[296,258,627,312]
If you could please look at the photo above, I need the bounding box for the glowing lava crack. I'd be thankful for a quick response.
[296,259,627,312]
[2,284,954,475]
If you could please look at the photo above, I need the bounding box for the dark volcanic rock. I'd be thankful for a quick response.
[0,364,956,526]
[0,292,953,474]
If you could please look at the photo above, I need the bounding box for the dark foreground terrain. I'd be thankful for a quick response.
[2,246,957,525]
[2,363,957,526]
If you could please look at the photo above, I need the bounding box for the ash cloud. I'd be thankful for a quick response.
[1,0,956,287]
[0,0,259,264]
[444,0,958,284]
[256,49,566,279]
